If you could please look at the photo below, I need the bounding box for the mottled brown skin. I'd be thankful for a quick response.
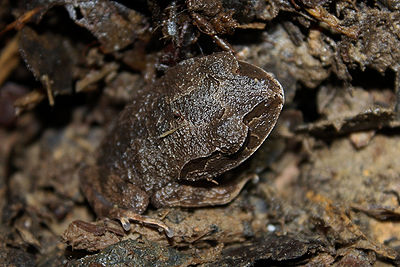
[81,52,284,235]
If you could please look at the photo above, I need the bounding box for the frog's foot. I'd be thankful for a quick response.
[80,166,173,237]
[115,210,174,238]
[152,173,258,208]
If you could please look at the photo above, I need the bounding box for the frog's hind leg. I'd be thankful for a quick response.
[151,173,258,208]
[80,166,174,237]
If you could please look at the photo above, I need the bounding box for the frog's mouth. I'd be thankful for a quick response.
[179,96,283,182]
[242,97,283,151]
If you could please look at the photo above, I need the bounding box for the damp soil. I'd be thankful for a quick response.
[1,0,400,266]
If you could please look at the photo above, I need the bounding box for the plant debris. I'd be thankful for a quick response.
[1,0,400,266]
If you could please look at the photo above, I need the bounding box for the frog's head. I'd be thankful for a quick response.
[171,52,284,182]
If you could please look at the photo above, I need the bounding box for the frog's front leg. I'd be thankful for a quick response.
[151,173,257,208]
[80,166,173,237]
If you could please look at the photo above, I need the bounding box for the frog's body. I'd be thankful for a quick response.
[81,52,284,234]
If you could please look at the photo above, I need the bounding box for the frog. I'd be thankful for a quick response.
[81,52,284,237]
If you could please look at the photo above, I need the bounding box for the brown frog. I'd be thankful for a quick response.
[81,52,284,237]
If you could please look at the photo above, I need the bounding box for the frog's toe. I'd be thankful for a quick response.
[116,210,174,237]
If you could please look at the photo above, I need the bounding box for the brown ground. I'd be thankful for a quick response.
[1,0,400,266]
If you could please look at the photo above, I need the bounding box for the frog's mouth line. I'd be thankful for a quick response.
[243,97,283,150]
[178,97,283,182]
[243,100,271,125]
